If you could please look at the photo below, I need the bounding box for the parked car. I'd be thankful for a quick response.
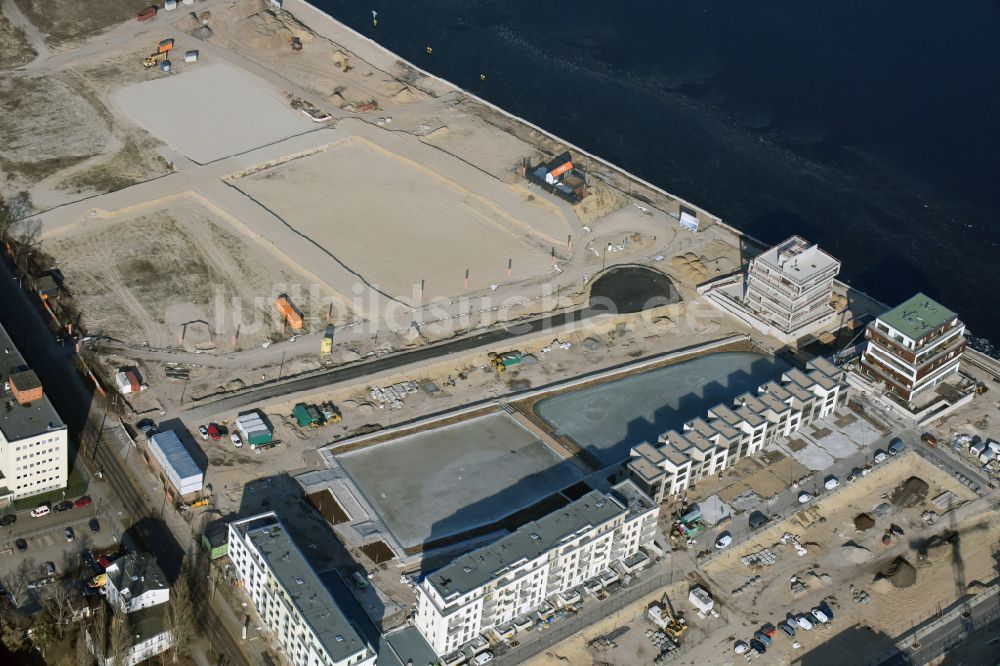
[920,432,938,448]
[818,601,834,620]
[748,510,768,529]
[54,500,73,513]
[73,496,92,509]
[798,491,812,504]
[753,631,772,646]
[873,449,888,464]
[0,513,15,526]
[43,562,56,576]
[847,467,862,483]
[231,432,243,448]
[89,518,101,534]
[796,615,814,631]
[207,423,221,441]
[137,419,157,436]
[889,438,905,455]
[473,651,494,665]
[64,527,74,542]
[778,621,796,637]
[811,608,830,624]
[715,533,733,549]
[30,504,51,518]
[824,475,839,490]
[761,623,777,637]
[734,641,749,654]
[14,538,27,553]
[198,425,209,440]
[749,638,767,654]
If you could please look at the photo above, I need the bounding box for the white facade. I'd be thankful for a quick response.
[625,357,847,502]
[88,625,173,666]
[415,482,658,656]
[701,236,841,345]
[228,513,376,666]
[0,322,69,502]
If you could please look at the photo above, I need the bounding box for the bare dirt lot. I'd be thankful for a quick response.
[13,0,147,47]
[0,75,110,183]
[685,452,995,664]
[46,194,340,349]
[234,126,574,303]
[113,62,317,164]
[0,12,34,68]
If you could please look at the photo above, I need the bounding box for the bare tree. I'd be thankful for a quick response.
[29,611,55,658]
[41,580,78,638]
[109,604,130,666]
[75,625,94,666]
[0,611,28,653]
[92,602,109,664]
[165,561,195,662]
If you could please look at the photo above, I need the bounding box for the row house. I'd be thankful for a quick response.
[624,357,847,502]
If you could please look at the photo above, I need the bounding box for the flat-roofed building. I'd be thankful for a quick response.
[227,513,376,666]
[624,357,848,500]
[415,481,658,656]
[701,236,841,344]
[0,322,68,503]
[860,293,965,404]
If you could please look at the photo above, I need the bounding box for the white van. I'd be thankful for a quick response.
[30,504,51,518]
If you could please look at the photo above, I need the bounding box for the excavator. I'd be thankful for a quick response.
[143,38,174,68]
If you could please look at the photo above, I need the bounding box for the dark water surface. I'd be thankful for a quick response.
[314,0,1000,343]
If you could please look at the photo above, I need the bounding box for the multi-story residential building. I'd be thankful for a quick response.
[104,553,170,613]
[860,293,965,405]
[702,236,841,344]
[228,513,377,666]
[415,481,658,656]
[87,551,173,666]
[624,357,847,502]
[0,321,68,504]
[744,236,841,336]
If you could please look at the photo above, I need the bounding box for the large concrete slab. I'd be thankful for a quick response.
[534,352,791,467]
[114,62,315,164]
[336,412,582,549]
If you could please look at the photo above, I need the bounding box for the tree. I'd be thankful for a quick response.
[165,561,195,662]
[109,604,130,666]
[92,602,109,664]
[39,579,76,638]
[0,612,28,653]
[75,625,94,666]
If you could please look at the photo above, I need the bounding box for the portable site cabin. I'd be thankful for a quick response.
[293,403,321,428]
[236,411,273,447]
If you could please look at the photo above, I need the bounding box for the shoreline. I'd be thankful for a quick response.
[286,0,893,315]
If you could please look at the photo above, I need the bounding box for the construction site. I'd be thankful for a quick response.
[2,1,998,666]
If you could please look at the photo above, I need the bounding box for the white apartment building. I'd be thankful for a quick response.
[860,293,965,405]
[228,513,377,666]
[702,236,841,344]
[624,357,847,502]
[87,551,173,666]
[0,322,68,503]
[415,481,658,656]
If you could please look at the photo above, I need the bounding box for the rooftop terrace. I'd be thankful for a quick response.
[877,292,958,342]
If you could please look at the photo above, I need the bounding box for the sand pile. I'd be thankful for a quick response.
[391,86,422,104]
[890,476,930,508]
[671,253,710,282]
[841,542,873,564]
[854,513,875,531]
[876,556,917,588]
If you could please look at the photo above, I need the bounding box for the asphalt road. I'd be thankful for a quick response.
[0,257,250,665]
[184,305,602,422]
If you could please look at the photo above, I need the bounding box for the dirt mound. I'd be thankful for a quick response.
[391,86,422,105]
[670,252,710,282]
[876,556,917,588]
[841,542,873,564]
[890,476,929,508]
[854,513,875,531]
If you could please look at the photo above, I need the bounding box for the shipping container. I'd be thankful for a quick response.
[158,38,174,53]
[136,6,157,21]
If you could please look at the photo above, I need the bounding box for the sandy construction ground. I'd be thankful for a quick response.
[46,194,338,349]
[234,123,575,303]
[113,62,317,164]
[680,452,994,664]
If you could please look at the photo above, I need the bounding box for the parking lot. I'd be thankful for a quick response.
[0,486,123,608]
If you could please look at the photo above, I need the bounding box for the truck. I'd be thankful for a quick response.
[489,350,522,373]
[136,6,157,21]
